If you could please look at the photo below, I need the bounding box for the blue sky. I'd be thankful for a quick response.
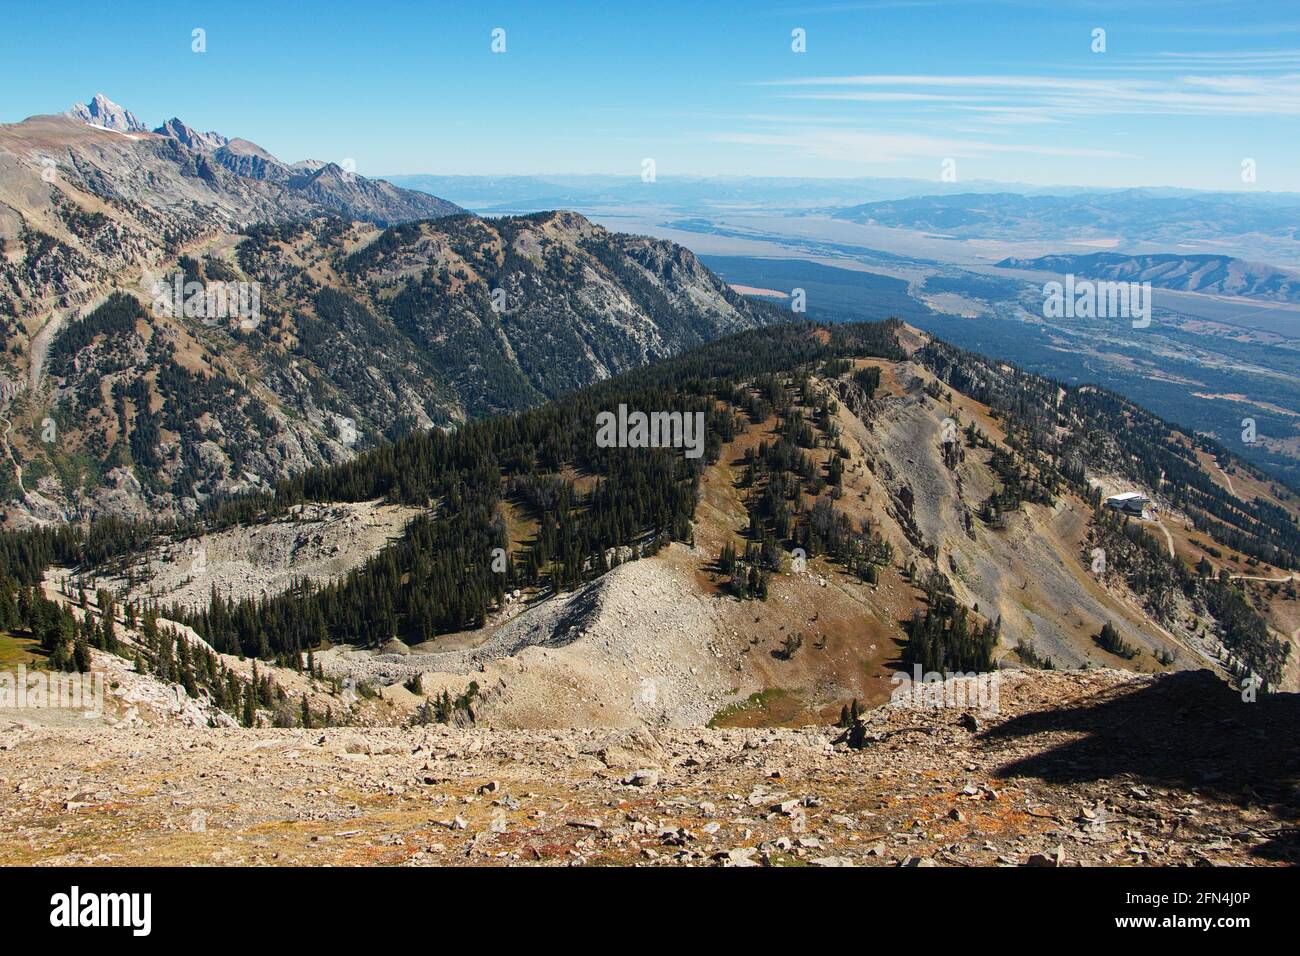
[2,0,1298,190]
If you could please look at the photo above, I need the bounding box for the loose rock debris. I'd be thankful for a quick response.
[1,668,1294,866]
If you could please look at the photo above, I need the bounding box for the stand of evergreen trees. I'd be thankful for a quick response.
[905,601,998,674]
[158,323,905,656]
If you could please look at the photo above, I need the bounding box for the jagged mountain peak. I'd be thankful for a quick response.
[65,93,148,133]
[153,116,229,152]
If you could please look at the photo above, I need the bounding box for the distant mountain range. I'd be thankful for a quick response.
[386,173,1117,214]
[834,190,1300,247]
[996,252,1300,304]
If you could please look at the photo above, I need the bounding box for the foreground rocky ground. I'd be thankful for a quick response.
[1,668,1295,866]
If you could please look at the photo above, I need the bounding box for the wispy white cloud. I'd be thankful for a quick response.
[1154,48,1300,60]
[707,128,1132,162]
[707,20,1298,186]
[758,69,1300,116]
[757,74,1121,90]
[778,91,991,102]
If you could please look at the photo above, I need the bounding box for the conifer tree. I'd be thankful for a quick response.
[72,634,92,673]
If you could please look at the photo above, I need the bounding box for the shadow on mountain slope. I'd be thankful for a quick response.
[982,670,1300,862]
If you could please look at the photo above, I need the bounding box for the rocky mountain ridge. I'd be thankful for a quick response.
[0,97,781,523]
[153,117,229,153]
[58,321,1295,731]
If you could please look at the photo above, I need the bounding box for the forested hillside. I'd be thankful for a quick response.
[3,207,780,522]
[2,320,1293,690]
